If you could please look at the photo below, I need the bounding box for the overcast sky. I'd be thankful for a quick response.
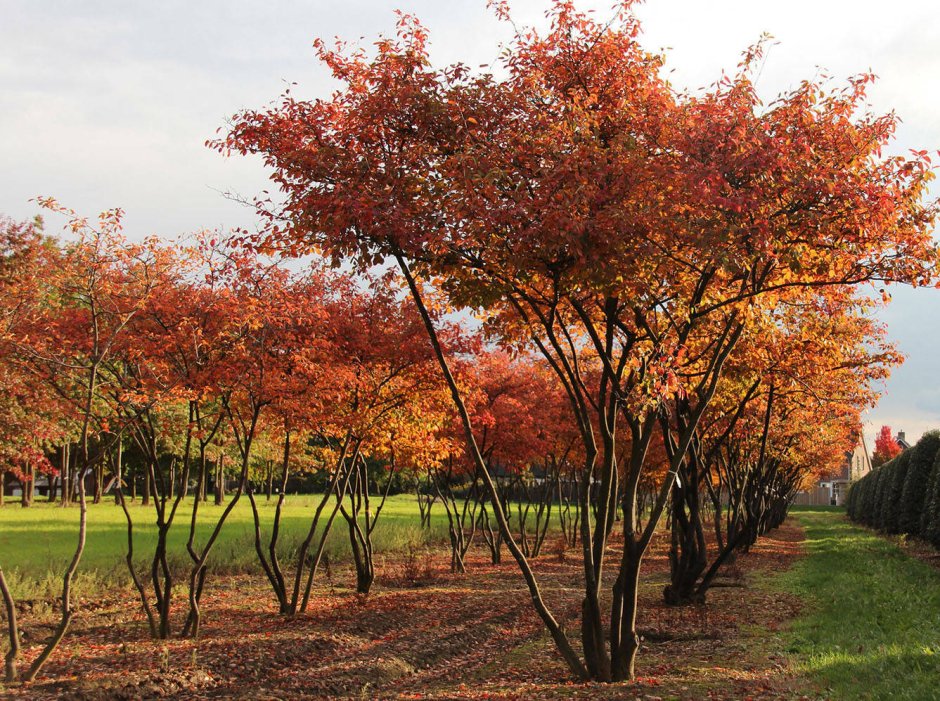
[2,0,939,447]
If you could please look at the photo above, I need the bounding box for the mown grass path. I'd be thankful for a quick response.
[778,508,940,700]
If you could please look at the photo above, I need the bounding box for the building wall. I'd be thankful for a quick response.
[848,439,872,481]
[794,433,871,506]
[792,485,833,506]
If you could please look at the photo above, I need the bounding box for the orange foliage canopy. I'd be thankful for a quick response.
[215,0,939,682]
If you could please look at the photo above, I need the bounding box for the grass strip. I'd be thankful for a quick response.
[777,508,940,701]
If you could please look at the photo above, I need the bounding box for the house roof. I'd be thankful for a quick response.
[896,430,912,450]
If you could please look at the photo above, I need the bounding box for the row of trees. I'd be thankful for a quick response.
[214,0,939,682]
[0,200,660,679]
[847,430,940,547]
[0,194,899,685]
[0,204,470,678]
[2,0,937,686]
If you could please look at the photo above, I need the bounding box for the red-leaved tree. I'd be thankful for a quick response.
[872,425,902,467]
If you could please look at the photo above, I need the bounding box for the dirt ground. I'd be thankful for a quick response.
[2,521,810,700]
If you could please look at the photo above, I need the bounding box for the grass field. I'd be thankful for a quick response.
[779,508,940,700]
[0,494,450,597]
[5,499,940,700]
[2,503,812,700]
[0,495,940,701]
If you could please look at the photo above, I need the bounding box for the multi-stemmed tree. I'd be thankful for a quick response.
[663,287,896,604]
[219,0,938,681]
[8,200,174,677]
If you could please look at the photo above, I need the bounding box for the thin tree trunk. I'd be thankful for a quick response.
[114,436,123,505]
[293,437,358,614]
[182,405,256,638]
[214,453,225,505]
[395,252,588,680]
[0,565,19,682]
[20,463,32,508]
[60,444,70,507]
[93,460,103,504]
[142,466,151,506]
[24,462,87,681]
[117,473,156,637]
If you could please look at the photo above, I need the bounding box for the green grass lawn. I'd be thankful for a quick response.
[778,508,940,700]
[0,494,449,597]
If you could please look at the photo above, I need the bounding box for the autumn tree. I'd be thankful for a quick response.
[872,425,902,467]
[218,1,938,681]
[92,235,201,640]
[663,286,896,604]
[460,350,570,562]
[327,280,444,593]
[180,246,323,634]
[238,263,349,618]
[0,217,65,512]
[5,200,170,679]
[0,216,66,680]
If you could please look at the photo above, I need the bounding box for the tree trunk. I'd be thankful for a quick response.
[664,455,708,606]
[182,408,256,638]
[292,437,359,615]
[214,453,225,505]
[142,467,151,506]
[395,253,588,680]
[0,565,19,681]
[195,451,207,505]
[60,444,70,507]
[116,449,156,637]
[93,460,103,504]
[21,463,32,508]
[610,550,642,682]
[114,437,123,505]
[25,456,88,681]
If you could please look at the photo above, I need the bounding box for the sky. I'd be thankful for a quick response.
[2,0,939,447]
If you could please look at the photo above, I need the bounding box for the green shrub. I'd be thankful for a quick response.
[921,450,940,548]
[898,431,940,535]
[855,468,872,525]
[874,464,893,530]
[846,480,858,520]
[860,465,881,527]
[860,472,875,525]
[883,450,911,534]
[867,468,881,526]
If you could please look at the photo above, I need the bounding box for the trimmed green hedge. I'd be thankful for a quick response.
[922,450,940,548]
[873,464,892,530]
[846,431,940,543]
[883,450,910,534]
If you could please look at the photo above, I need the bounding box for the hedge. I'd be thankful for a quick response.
[921,449,940,548]
[846,431,940,542]
[883,450,910,534]
[898,430,940,535]
[873,464,892,530]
